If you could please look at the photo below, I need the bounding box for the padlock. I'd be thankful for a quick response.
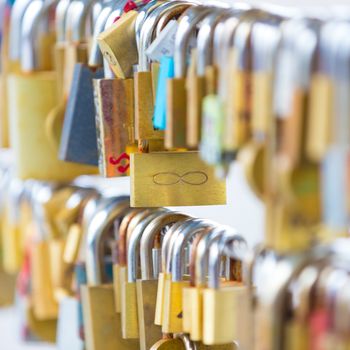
[63,0,92,96]
[186,9,227,149]
[137,211,188,350]
[59,0,107,166]
[200,9,249,168]
[165,6,212,149]
[162,218,213,334]
[81,196,140,350]
[135,1,190,146]
[183,225,225,339]
[8,0,97,181]
[202,234,250,346]
[154,218,191,326]
[130,151,226,207]
[182,225,212,335]
[122,210,164,339]
[113,208,144,314]
[151,333,198,350]
[98,10,139,79]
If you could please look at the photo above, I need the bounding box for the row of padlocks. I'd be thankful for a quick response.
[0,0,350,349]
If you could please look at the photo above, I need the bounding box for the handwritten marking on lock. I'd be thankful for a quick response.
[109,153,130,173]
[152,171,208,186]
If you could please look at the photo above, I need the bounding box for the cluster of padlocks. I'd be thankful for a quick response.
[0,0,350,349]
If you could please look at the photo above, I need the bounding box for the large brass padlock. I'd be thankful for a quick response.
[130,151,226,207]
[166,6,212,149]
[138,212,188,350]
[8,0,97,181]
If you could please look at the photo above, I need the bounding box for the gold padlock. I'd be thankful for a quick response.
[162,219,213,334]
[202,235,250,346]
[122,210,164,339]
[166,6,212,149]
[138,211,189,350]
[81,197,140,350]
[98,11,139,79]
[130,151,226,207]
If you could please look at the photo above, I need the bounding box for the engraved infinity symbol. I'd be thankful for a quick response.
[152,171,208,186]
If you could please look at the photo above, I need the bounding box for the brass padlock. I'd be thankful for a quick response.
[154,218,192,326]
[166,6,212,149]
[8,1,97,181]
[130,151,226,207]
[186,9,227,149]
[202,234,250,346]
[98,10,139,79]
[135,1,190,145]
[138,211,188,350]
[162,218,213,334]
[81,196,140,350]
[122,210,164,339]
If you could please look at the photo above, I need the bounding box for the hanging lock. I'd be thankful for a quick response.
[135,1,191,148]
[162,218,213,334]
[137,212,189,350]
[59,1,109,167]
[122,209,165,339]
[81,197,140,350]
[202,234,249,346]
[186,8,228,149]
[165,6,212,149]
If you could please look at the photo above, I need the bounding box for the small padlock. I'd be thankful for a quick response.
[162,218,213,334]
[165,6,212,149]
[137,211,188,350]
[202,234,249,346]
[122,210,164,339]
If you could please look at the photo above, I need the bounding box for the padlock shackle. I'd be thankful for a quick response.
[194,226,227,287]
[127,210,164,282]
[86,196,129,285]
[162,219,190,273]
[135,0,163,56]
[21,0,55,72]
[196,9,227,76]
[139,1,188,71]
[174,5,213,78]
[171,218,214,281]
[174,333,197,350]
[9,0,33,61]
[207,233,247,289]
[56,0,72,43]
[88,4,113,66]
[119,209,152,266]
[251,20,281,74]
[140,211,188,280]
[65,0,94,43]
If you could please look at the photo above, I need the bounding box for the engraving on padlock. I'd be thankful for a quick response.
[130,151,226,207]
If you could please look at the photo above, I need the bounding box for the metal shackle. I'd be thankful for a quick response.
[171,218,214,282]
[207,232,247,289]
[140,211,188,280]
[85,196,129,285]
[174,5,213,78]
[127,210,164,283]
